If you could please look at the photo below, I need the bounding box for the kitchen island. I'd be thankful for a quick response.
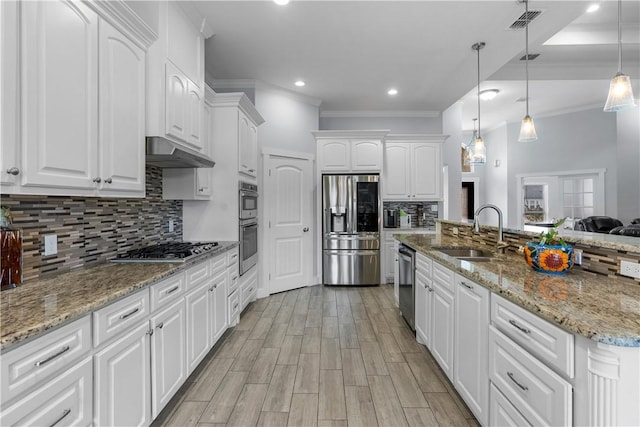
[394,227,640,427]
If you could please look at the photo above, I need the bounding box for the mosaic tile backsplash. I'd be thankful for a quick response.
[1,166,182,282]
[383,201,439,227]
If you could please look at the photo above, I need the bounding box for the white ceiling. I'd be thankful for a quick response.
[192,0,640,129]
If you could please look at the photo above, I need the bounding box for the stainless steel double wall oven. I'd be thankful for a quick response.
[322,174,380,285]
[239,181,258,275]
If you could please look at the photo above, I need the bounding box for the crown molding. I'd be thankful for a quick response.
[320,110,440,118]
[85,0,157,49]
[385,134,450,143]
[209,92,265,125]
[311,130,390,140]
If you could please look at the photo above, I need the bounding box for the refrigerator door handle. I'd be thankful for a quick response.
[324,250,380,256]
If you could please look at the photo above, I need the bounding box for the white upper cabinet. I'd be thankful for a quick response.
[1,0,155,197]
[382,134,447,201]
[146,2,212,152]
[238,110,258,178]
[313,131,389,173]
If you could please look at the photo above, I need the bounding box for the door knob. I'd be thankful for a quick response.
[303,227,309,232]
[104,177,113,184]
[92,177,101,183]
[6,167,19,176]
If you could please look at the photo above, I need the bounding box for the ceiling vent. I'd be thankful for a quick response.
[509,10,542,29]
[520,53,540,61]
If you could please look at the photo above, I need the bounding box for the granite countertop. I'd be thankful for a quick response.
[394,233,640,347]
[0,242,238,352]
[383,226,436,232]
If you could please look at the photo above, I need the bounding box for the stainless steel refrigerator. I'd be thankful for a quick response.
[322,174,380,285]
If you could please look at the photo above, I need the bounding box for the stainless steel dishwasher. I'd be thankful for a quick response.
[398,244,415,331]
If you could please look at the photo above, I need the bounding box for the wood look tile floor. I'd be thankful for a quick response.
[152,284,479,427]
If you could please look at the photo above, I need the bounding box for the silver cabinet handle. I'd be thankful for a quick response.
[509,319,531,335]
[35,345,70,367]
[233,303,239,309]
[93,177,101,183]
[146,329,154,336]
[209,286,215,292]
[6,167,20,175]
[460,281,473,290]
[198,188,204,192]
[157,322,164,329]
[248,169,255,173]
[231,254,238,259]
[104,177,113,184]
[303,227,309,232]
[232,275,238,281]
[166,286,179,295]
[507,371,529,391]
[49,409,71,427]
[120,307,139,320]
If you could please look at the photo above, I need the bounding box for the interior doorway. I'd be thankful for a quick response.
[461,177,480,221]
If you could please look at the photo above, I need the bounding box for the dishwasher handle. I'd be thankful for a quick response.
[398,245,415,259]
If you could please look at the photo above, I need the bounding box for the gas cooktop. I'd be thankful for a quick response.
[112,242,219,263]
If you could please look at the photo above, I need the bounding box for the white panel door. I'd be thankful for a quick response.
[165,61,188,142]
[185,283,210,375]
[351,140,382,171]
[186,79,203,150]
[431,283,454,381]
[211,270,228,345]
[267,155,314,294]
[98,20,145,195]
[318,140,350,172]
[382,143,411,200]
[150,299,186,418]
[21,0,98,190]
[412,143,441,199]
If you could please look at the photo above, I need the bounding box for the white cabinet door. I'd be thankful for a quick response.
[318,140,351,172]
[415,270,431,348]
[0,357,93,427]
[185,283,211,375]
[454,275,490,426]
[186,80,203,150]
[0,0,19,189]
[238,111,258,178]
[94,321,151,427]
[150,299,186,418]
[383,241,396,283]
[209,270,228,346]
[412,143,441,200]
[165,61,188,143]
[431,280,455,381]
[351,140,382,171]
[21,0,98,190]
[489,383,532,427]
[382,143,411,200]
[98,19,145,196]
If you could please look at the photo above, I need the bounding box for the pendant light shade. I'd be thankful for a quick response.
[604,0,636,112]
[471,42,486,164]
[519,0,538,142]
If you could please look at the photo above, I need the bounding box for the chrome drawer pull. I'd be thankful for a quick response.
[232,275,238,281]
[166,286,179,294]
[509,319,531,334]
[507,371,529,391]
[157,322,164,329]
[233,303,239,309]
[49,409,71,427]
[6,167,20,176]
[460,281,473,290]
[35,345,71,367]
[120,307,140,320]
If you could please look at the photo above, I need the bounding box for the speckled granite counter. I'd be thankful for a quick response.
[394,233,640,347]
[0,242,238,352]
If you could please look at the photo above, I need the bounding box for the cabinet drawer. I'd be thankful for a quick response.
[242,279,257,308]
[228,290,240,325]
[228,267,240,296]
[489,383,531,427]
[416,253,432,276]
[93,289,150,347]
[0,356,93,427]
[491,294,574,378]
[150,273,185,312]
[432,261,454,293]
[489,326,572,427]
[185,260,210,290]
[211,253,226,275]
[227,247,239,267]
[1,316,91,404]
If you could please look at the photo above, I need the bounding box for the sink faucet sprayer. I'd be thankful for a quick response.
[472,204,509,253]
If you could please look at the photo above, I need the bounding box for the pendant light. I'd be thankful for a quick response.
[519,0,538,142]
[471,42,486,164]
[604,0,636,112]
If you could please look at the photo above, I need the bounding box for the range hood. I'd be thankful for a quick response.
[145,137,215,168]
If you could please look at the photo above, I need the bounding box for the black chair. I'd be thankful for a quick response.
[574,216,623,234]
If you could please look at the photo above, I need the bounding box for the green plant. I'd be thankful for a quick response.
[538,218,568,246]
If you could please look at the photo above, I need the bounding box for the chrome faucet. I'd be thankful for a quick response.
[473,204,508,253]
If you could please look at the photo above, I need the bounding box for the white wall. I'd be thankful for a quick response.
[505,107,618,227]
[479,124,509,227]
[616,107,640,224]
[320,116,442,133]
[442,102,463,221]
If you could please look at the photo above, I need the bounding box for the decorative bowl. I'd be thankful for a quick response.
[524,242,574,275]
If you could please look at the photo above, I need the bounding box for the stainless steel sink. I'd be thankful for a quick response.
[433,247,494,261]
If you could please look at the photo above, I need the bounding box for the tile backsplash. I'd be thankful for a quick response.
[1,166,182,282]
[383,201,439,227]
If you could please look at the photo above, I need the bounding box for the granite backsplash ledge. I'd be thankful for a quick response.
[0,166,182,282]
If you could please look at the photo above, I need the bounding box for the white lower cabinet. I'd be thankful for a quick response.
[185,281,211,375]
[150,299,186,418]
[414,269,432,348]
[240,267,258,312]
[210,270,229,345]
[430,263,455,381]
[489,383,531,427]
[94,321,152,427]
[454,274,490,426]
[0,356,93,427]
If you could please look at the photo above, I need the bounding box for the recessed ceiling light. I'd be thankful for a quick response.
[294,80,305,87]
[274,0,290,5]
[586,4,600,13]
[387,88,398,96]
[479,89,500,101]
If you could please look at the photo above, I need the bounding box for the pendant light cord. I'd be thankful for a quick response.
[477,45,481,139]
[617,0,622,73]
[525,0,530,117]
